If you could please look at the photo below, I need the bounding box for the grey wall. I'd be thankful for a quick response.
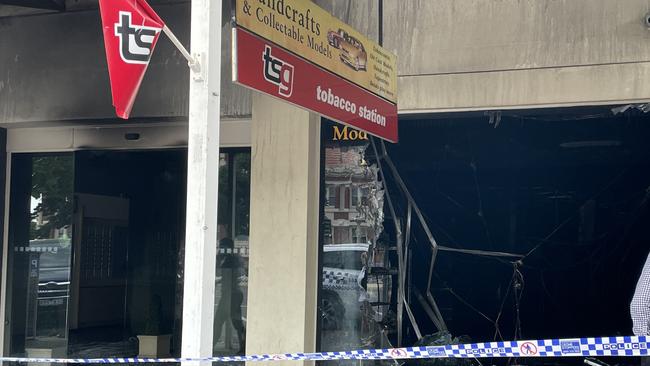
[383,0,650,112]
[0,0,380,124]
[314,0,379,42]
[5,0,650,120]
[385,0,650,75]
[0,1,251,124]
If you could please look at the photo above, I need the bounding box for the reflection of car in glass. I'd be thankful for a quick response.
[321,243,390,330]
[327,29,367,72]
[28,238,71,337]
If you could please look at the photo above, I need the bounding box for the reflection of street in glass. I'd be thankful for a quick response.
[214,238,246,354]
[214,151,251,356]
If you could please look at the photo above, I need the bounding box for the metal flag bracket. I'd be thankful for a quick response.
[162,25,203,79]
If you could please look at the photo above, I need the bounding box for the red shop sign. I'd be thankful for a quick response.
[232,27,398,143]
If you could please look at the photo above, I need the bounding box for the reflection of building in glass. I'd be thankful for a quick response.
[320,124,395,362]
[6,151,252,359]
[323,144,384,246]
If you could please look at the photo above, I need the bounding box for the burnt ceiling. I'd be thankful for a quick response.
[0,0,65,11]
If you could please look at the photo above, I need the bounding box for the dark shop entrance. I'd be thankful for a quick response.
[318,105,650,366]
[5,149,187,359]
[386,106,650,346]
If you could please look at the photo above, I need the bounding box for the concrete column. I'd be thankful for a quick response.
[246,93,321,364]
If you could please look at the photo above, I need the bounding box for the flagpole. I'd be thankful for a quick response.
[162,25,200,72]
[181,0,220,365]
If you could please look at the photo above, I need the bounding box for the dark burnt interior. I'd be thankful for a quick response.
[382,106,650,344]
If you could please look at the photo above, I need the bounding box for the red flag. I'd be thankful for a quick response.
[99,0,165,119]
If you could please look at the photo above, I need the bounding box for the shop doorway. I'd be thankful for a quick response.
[5,149,187,358]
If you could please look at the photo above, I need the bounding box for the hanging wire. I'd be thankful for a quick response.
[434,271,503,339]
[467,132,494,249]
[512,262,525,340]
[493,269,515,341]
[524,168,629,260]
[434,261,527,346]
[372,136,529,344]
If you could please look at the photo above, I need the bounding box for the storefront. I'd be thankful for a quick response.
[4,0,650,364]
[3,108,650,363]
[316,108,650,361]
[0,122,251,358]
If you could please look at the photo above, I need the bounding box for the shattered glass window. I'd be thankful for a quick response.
[320,107,650,366]
[319,121,394,364]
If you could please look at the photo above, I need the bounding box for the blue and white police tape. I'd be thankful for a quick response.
[2,336,649,363]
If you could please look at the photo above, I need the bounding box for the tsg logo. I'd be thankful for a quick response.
[114,11,161,64]
[262,45,294,98]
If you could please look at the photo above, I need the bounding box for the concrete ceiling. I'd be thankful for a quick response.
[0,0,65,11]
